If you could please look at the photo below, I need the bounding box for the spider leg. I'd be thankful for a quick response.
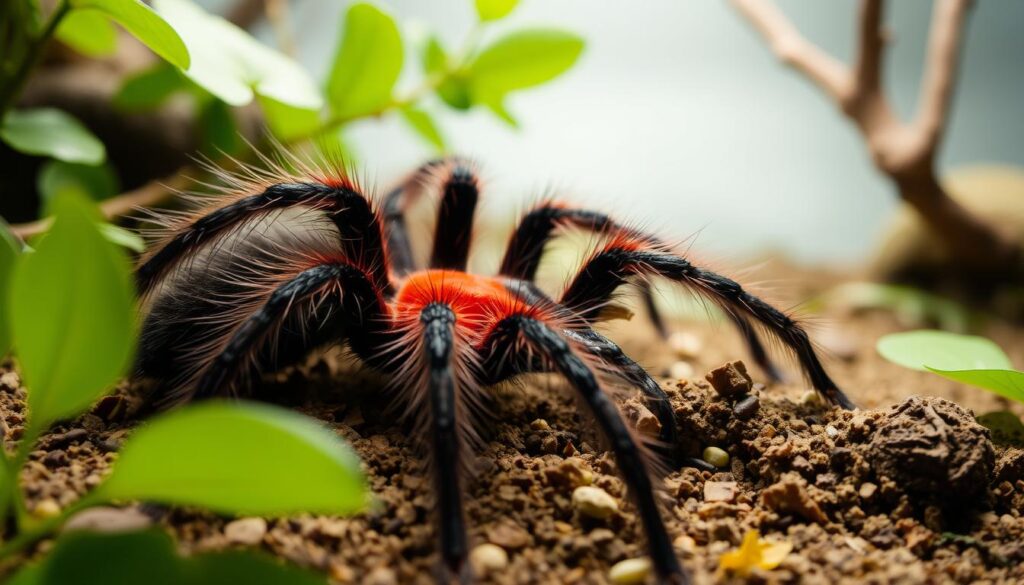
[193,261,390,400]
[429,161,480,271]
[382,159,446,276]
[498,203,782,380]
[137,182,391,296]
[561,241,854,409]
[483,315,687,584]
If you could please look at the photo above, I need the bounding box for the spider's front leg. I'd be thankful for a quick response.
[481,315,689,584]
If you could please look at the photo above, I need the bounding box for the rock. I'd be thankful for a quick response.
[867,396,995,500]
[608,557,651,584]
[733,395,760,420]
[705,361,752,399]
[469,543,509,574]
[702,446,730,468]
[542,458,592,488]
[572,486,619,519]
[33,498,61,519]
[364,567,397,585]
[668,331,703,358]
[669,361,695,381]
[704,481,738,503]
[225,517,268,545]
[629,403,662,439]
[485,522,530,549]
[800,389,823,406]
[858,482,878,500]
[40,428,89,449]
[530,418,550,431]
[762,472,829,524]
[64,506,152,533]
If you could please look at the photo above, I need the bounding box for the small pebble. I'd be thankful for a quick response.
[609,557,651,584]
[34,498,61,519]
[669,361,694,381]
[64,506,152,533]
[364,567,397,585]
[469,543,509,574]
[704,481,738,503]
[825,425,839,438]
[224,517,267,545]
[702,446,730,468]
[572,485,619,519]
[530,418,550,431]
[706,361,753,399]
[668,331,703,358]
[733,395,760,420]
[800,389,822,406]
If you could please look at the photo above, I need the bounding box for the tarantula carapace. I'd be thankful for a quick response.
[134,156,853,584]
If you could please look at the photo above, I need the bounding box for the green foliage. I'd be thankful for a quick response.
[113,63,187,111]
[0,224,19,358]
[823,282,973,332]
[400,107,446,151]
[153,0,321,110]
[467,28,584,123]
[98,401,367,515]
[37,160,119,202]
[56,10,117,57]
[877,330,1024,403]
[10,530,325,585]
[259,96,323,142]
[0,108,105,164]
[9,191,135,431]
[475,0,520,21]
[327,2,404,120]
[71,0,190,69]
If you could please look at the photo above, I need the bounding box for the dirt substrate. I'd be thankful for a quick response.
[1,266,1023,585]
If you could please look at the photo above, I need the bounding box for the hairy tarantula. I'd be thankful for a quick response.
[134,155,853,584]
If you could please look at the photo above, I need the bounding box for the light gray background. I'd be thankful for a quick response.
[256,0,1024,264]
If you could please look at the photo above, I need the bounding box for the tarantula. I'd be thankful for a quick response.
[134,155,853,584]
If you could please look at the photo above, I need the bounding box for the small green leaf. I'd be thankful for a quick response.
[481,96,518,127]
[421,35,447,75]
[153,0,322,110]
[10,192,135,430]
[437,76,472,110]
[100,224,147,252]
[56,10,118,56]
[1,109,106,164]
[475,0,519,21]
[326,2,403,119]
[877,330,1024,403]
[400,107,445,151]
[98,402,367,515]
[198,98,239,155]
[114,63,187,111]
[468,28,583,102]
[258,96,321,142]
[72,0,190,69]
[977,411,1024,447]
[37,160,119,202]
[10,530,325,585]
[0,223,19,358]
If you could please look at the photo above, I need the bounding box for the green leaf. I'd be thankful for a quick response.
[877,330,1024,403]
[0,109,105,164]
[10,192,135,430]
[326,2,403,119]
[72,0,190,69]
[468,28,583,102]
[37,160,119,202]
[0,223,19,358]
[258,96,321,142]
[481,96,518,127]
[9,530,325,585]
[56,10,118,56]
[98,401,367,515]
[153,0,322,109]
[100,224,146,252]
[436,76,472,110]
[198,98,239,155]
[421,35,447,75]
[824,282,972,332]
[114,63,187,111]
[400,107,445,151]
[976,411,1024,447]
[475,0,519,21]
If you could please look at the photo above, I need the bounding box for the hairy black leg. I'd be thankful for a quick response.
[137,183,391,295]
[499,204,782,378]
[562,248,854,409]
[382,159,446,276]
[430,162,479,271]
[726,311,784,383]
[420,303,468,577]
[194,262,388,400]
[484,316,686,584]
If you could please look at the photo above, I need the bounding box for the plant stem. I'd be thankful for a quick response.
[0,0,70,120]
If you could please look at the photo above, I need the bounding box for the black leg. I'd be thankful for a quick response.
[430,162,480,271]
[382,159,447,276]
[561,246,853,409]
[639,282,671,339]
[420,303,468,577]
[484,316,687,584]
[137,182,392,295]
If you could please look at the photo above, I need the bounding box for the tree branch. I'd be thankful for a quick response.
[730,0,851,101]
[852,0,885,101]
[913,0,972,151]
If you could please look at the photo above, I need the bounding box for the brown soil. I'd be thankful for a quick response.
[2,264,1023,585]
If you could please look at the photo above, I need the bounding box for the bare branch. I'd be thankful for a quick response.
[730,0,851,101]
[914,0,973,149]
[852,0,885,99]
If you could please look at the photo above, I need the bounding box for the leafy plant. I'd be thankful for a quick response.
[877,330,1024,403]
[0,193,366,582]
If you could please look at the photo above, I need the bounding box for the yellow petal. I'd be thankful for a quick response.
[758,541,793,569]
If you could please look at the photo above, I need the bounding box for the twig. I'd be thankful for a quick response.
[0,0,69,119]
[729,0,1017,276]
